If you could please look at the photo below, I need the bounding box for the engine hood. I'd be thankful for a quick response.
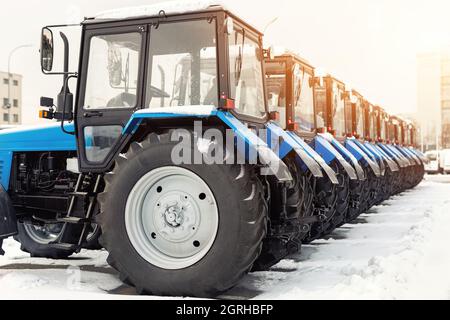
[0,122,76,152]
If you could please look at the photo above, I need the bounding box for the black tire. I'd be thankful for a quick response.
[346,170,368,222]
[14,222,75,259]
[98,133,267,297]
[304,171,338,243]
[82,224,102,250]
[323,162,350,233]
[252,157,307,271]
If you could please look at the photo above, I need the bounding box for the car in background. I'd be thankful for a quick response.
[439,149,450,174]
[424,150,440,174]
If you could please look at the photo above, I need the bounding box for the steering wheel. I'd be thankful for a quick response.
[107,92,137,108]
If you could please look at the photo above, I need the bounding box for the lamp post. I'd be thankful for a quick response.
[4,44,32,124]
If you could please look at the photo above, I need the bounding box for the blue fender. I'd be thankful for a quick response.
[363,142,386,175]
[392,145,416,166]
[387,144,413,167]
[265,122,338,183]
[377,143,408,168]
[345,138,381,176]
[322,134,365,180]
[313,134,359,180]
[398,146,421,165]
[409,148,428,164]
[372,144,399,172]
[123,107,293,182]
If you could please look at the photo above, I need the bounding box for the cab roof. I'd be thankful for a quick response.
[86,0,262,36]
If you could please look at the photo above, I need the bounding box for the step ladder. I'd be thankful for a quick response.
[49,173,102,252]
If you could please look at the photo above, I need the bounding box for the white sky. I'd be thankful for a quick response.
[0,0,449,124]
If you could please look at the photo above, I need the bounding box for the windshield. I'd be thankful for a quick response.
[315,86,327,129]
[332,82,346,137]
[380,117,387,140]
[146,19,218,108]
[293,64,315,132]
[355,99,364,136]
[228,27,265,118]
[369,110,377,140]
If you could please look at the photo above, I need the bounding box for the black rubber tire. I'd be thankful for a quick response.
[252,157,307,271]
[82,224,102,250]
[14,222,75,259]
[345,168,368,223]
[98,133,267,297]
[303,171,338,243]
[323,162,350,234]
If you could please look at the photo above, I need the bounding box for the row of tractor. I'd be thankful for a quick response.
[0,2,426,297]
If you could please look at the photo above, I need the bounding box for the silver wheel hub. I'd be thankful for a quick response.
[125,166,219,270]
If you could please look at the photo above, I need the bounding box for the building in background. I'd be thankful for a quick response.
[0,71,22,125]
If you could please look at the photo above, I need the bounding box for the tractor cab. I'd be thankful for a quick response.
[39,5,272,172]
[314,75,348,142]
[265,52,316,138]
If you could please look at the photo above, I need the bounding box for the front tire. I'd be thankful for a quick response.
[98,134,267,297]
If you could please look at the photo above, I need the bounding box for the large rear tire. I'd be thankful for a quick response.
[98,133,267,297]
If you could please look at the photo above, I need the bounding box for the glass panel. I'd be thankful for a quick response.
[85,32,142,109]
[146,20,218,108]
[84,125,122,162]
[332,85,346,137]
[293,65,315,132]
[315,86,327,129]
[228,29,265,117]
[344,100,352,134]
[355,100,364,135]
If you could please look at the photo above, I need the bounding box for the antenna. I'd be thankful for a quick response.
[263,17,279,34]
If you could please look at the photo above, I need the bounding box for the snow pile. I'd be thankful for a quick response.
[96,0,227,20]
[137,105,216,116]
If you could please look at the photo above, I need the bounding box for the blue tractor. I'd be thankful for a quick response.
[0,4,339,297]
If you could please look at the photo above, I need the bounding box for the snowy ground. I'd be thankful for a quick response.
[1,175,449,300]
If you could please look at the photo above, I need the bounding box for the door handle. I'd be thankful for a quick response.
[84,111,103,118]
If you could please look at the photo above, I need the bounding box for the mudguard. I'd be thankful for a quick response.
[377,143,408,168]
[410,148,428,164]
[345,138,381,176]
[388,144,413,166]
[314,134,358,180]
[373,144,399,172]
[363,142,386,176]
[265,122,324,179]
[323,135,365,180]
[400,147,421,165]
[0,184,17,255]
[124,107,293,182]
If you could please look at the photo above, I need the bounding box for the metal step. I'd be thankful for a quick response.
[68,191,89,197]
[48,243,80,251]
[57,217,90,224]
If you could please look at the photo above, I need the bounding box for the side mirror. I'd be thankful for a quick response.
[41,28,54,72]
[107,45,123,87]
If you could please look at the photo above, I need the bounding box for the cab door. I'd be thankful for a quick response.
[75,23,148,172]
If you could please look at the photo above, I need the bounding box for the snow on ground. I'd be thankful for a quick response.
[0,175,449,300]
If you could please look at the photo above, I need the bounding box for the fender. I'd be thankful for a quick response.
[323,135,365,180]
[388,144,413,166]
[377,143,408,168]
[400,146,421,165]
[314,134,358,180]
[123,107,292,182]
[372,144,399,172]
[345,138,381,176]
[410,148,428,164]
[0,184,17,254]
[363,142,386,176]
[264,122,324,179]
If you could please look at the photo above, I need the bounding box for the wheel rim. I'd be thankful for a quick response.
[125,166,219,270]
[23,223,62,245]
